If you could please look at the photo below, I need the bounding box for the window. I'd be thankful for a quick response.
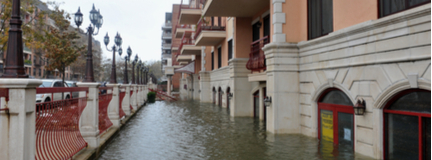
[379,0,430,17]
[0,64,3,73]
[228,40,233,60]
[384,90,431,160]
[217,47,222,68]
[308,0,333,40]
[211,51,214,70]
[32,68,35,76]
[38,69,41,77]
[252,22,260,42]
[263,15,270,38]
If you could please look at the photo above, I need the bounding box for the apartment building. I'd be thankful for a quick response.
[169,0,431,159]
[162,12,173,72]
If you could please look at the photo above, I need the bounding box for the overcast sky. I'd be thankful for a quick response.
[42,0,183,62]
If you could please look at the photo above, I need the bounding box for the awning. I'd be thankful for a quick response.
[175,61,195,74]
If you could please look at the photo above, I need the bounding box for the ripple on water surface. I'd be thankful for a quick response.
[98,101,374,160]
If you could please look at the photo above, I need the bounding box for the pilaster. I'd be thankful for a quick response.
[0,79,41,160]
[106,84,120,128]
[76,82,101,148]
[121,84,131,116]
[199,71,211,102]
[229,58,254,117]
[263,42,301,134]
[130,84,138,112]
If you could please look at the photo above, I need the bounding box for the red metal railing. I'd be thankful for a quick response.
[130,90,133,111]
[179,33,194,53]
[119,87,126,119]
[174,24,191,37]
[35,87,88,160]
[246,36,269,72]
[194,18,226,40]
[149,88,177,101]
[98,87,113,134]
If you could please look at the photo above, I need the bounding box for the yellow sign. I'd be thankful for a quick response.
[321,111,333,142]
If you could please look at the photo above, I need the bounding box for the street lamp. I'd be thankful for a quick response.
[144,67,149,84]
[354,99,366,115]
[2,0,28,78]
[131,55,138,84]
[137,60,142,84]
[74,4,103,82]
[104,32,122,83]
[264,96,272,107]
[124,46,132,84]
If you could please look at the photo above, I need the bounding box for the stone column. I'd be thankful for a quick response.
[143,85,148,102]
[229,58,254,117]
[0,79,41,160]
[121,84,131,116]
[167,75,172,96]
[199,71,211,102]
[130,84,138,111]
[263,43,300,134]
[180,74,187,100]
[106,84,120,128]
[77,82,101,148]
[193,74,200,100]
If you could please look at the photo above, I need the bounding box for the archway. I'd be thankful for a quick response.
[218,87,222,107]
[212,87,216,104]
[383,89,430,160]
[318,88,354,149]
[226,87,231,110]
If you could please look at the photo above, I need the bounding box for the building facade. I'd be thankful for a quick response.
[168,0,431,159]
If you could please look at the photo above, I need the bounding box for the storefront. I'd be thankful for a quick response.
[384,89,431,160]
[318,89,354,149]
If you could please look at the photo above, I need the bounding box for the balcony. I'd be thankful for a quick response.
[162,32,172,40]
[23,44,31,54]
[202,0,270,17]
[162,22,172,30]
[176,54,194,63]
[246,36,269,72]
[162,43,171,50]
[179,36,201,55]
[178,1,202,24]
[24,59,32,67]
[175,24,193,38]
[194,19,226,46]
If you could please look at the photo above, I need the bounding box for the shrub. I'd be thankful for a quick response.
[147,91,156,103]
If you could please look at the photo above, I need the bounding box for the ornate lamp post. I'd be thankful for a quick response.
[137,60,142,84]
[104,32,122,83]
[141,66,145,85]
[131,55,138,84]
[74,4,103,82]
[144,67,148,84]
[2,0,27,78]
[124,46,132,84]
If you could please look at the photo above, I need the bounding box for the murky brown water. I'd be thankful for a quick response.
[98,100,374,160]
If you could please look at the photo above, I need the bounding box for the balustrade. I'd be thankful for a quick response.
[194,18,226,40]
[246,36,269,72]
[119,86,126,119]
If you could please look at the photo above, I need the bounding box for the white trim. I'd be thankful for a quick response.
[262,10,270,18]
[251,17,260,25]
[226,36,233,42]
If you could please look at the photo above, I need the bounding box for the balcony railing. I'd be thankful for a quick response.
[194,18,226,40]
[246,36,269,72]
[174,24,191,37]
[162,32,172,39]
[179,33,194,53]
[23,44,31,53]
[98,87,113,135]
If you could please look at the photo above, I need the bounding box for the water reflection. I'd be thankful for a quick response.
[99,101,374,160]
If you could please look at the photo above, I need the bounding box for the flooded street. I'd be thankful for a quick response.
[99,101,374,160]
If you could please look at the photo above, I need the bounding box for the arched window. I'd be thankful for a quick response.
[384,89,431,160]
[318,89,354,149]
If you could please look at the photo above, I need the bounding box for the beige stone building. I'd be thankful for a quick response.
[168,0,431,159]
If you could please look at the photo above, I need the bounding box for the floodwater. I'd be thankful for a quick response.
[98,101,374,160]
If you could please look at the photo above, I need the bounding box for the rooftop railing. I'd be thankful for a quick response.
[246,36,269,72]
